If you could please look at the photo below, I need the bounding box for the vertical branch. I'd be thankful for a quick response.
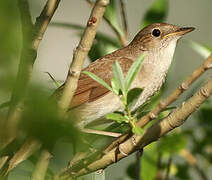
[2,0,62,148]
[58,0,110,114]
[31,150,52,180]
[136,149,143,180]
[119,0,128,38]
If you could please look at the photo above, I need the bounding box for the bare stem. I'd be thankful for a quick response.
[2,0,61,148]
[31,150,52,180]
[58,0,109,114]
[59,78,212,178]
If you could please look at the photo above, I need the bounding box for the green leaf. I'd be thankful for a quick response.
[83,71,113,92]
[45,72,61,88]
[125,55,145,90]
[104,0,124,38]
[188,40,212,58]
[112,61,126,97]
[141,0,169,28]
[127,88,143,110]
[132,124,143,135]
[106,113,128,123]
[111,77,120,95]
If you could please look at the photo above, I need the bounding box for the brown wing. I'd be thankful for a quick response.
[51,56,134,109]
[70,57,134,108]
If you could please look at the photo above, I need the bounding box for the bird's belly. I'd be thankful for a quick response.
[71,92,122,128]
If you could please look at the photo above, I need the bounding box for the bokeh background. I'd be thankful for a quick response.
[1,0,212,179]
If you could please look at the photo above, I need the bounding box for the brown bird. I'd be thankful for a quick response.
[53,23,194,128]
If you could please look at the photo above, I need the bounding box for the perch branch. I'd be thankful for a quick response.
[63,54,212,171]
[106,54,212,151]
[58,78,212,178]
[58,0,109,114]
[2,0,61,148]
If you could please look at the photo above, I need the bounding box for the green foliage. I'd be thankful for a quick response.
[141,0,168,27]
[84,55,145,134]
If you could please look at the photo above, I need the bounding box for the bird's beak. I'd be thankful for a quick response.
[163,27,195,39]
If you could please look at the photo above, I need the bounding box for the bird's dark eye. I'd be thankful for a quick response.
[152,29,161,37]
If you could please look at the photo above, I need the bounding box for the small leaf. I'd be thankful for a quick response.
[125,55,145,90]
[111,77,120,95]
[83,71,113,92]
[45,72,61,88]
[188,40,212,58]
[112,61,126,96]
[106,113,128,123]
[141,0,169,28]
[127,88,143,110]
[132,124,143,135]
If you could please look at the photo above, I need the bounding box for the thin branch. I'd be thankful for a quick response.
[5,138,41,174]
[82,128,122,137]
[164,155,172,180]
[31,150,52,180]
[136,149,143,180]
[59,78,212,178]
[119,0,128,38]
[0,156,8,171]
[58,0,109,114]
[2,0,62,149]
[85,0,128,46]
[106,54,212,152]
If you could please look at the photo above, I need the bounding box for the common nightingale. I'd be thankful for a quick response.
[53,23,194,127]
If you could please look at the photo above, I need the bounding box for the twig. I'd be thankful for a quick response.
[119,0,128,38]
[136,149,143,180]
[106,54,212,152]
[2,0,61,148]
[164,155,172,180]
[85,0,127,46]
[82,128,122,137]
[58,0,109,114]
[5,138,41,175]
[58,78,212,178]
[0,156,8,170]
[31,150,52,180]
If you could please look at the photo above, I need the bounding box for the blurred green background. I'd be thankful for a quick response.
[0,0,212,179]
